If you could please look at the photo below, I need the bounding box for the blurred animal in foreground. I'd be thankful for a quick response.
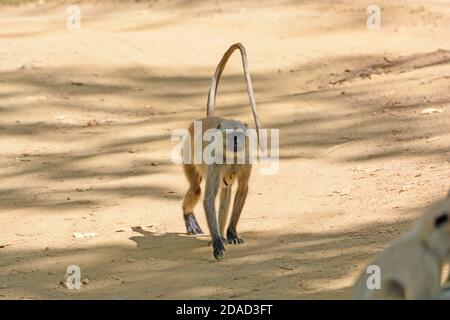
[351,192,450,299]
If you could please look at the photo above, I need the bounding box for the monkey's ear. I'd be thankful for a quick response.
[435,212,449,228]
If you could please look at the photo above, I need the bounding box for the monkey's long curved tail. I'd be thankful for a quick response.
[207,43,261,136]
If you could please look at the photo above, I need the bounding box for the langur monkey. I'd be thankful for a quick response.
[181,43,261,260]
[351,192,450,299]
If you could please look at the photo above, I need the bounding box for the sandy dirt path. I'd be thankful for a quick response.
[0,0,449,299]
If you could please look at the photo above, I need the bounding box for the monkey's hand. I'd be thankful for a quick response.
[212,237,226,260]
[227,229,244,245]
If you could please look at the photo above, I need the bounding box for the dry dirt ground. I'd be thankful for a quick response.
[0,0,449,299]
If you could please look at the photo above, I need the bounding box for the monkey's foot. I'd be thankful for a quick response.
[184,213,204,235]
[212,237,226,260]
[226,229,244,245]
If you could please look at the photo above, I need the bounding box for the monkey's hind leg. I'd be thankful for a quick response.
[182,164,203,235]
[226,181,248,245]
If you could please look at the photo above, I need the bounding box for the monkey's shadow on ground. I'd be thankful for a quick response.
[128,226,210,260]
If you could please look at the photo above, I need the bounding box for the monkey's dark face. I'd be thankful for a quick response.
[227,130,245,152]
[217,120,248,156]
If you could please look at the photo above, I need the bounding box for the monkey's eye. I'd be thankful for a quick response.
[435,213,449,228]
